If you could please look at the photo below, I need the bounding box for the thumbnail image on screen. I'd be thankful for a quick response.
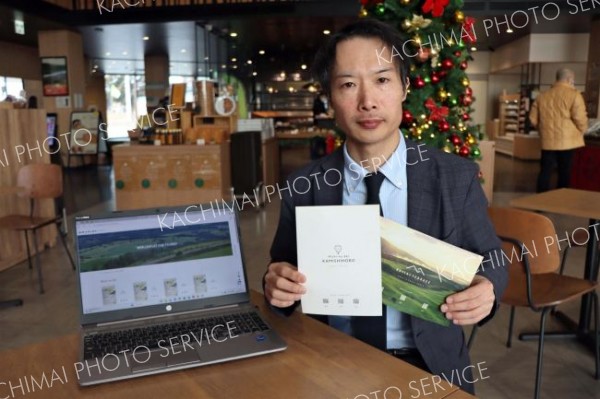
[77,222,232,273]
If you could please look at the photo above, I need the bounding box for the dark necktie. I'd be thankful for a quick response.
[351,171,387,350]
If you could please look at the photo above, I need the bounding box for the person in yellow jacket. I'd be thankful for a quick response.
[529,68,588,192]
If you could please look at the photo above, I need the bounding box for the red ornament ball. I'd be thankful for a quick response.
[402,110,414,125]
[465,87,473,96]
[414,76,425,89]
[459,61,468,70]
[461,95,473,106]
[454,51,462,57]
[431,72,440,84]
[438,120,450,132]
[450,134,461,146]
[441,59,454,70]
[459,145,470,157]
[462,113,470,121]
[439,70,448,78]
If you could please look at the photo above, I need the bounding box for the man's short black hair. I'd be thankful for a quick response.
[312,18,411,97]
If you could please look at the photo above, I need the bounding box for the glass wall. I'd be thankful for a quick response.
[104,74,146,139]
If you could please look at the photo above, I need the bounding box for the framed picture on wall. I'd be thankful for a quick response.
[41,57,69,96]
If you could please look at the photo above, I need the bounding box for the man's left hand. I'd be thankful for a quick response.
[440,276,495,325]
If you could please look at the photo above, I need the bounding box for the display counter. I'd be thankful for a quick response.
[113,143,231,211]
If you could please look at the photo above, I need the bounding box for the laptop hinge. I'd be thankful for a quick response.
[92,304,243,328]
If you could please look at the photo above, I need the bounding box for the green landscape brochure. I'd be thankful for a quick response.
[380,218,483,326]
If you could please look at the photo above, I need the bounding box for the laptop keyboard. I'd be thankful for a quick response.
[83,311,269,360]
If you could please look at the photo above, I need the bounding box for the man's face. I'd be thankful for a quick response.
[329,37,406,147]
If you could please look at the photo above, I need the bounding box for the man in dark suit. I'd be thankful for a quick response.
[264,19,507,394]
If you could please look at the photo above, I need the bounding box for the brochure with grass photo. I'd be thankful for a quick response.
[380,218,483,326]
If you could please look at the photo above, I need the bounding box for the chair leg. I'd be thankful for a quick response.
[32,229,44,294]
[534,308,550,399]
[592,292,599,380]
[559,246,569,275]
[56,223,75,270]
[467,325,478,349]
[507,306,516,348]
[0,299,23,309]
[23,231,33,270]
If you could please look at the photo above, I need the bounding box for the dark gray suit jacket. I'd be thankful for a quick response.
[267,139,507,383]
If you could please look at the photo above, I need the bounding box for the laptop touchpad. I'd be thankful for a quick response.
[166,348,201,367]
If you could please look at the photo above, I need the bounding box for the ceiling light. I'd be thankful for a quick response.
[247,60,253,65]
[233,65,238,69]
[259,50,265,55]
[143,36,149,41]
[301,64,307,70]
[252,72,257,76]
[204,56,209,60]
[323,30,331,35]
[230,32,238,37]
[231,57,237,62]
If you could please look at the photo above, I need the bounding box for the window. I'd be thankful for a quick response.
[0,77,24,100]
[104,74,146,139]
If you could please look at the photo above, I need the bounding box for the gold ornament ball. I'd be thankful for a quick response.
[401,0,411,4]
[462,77,470,87]
[468,137,475,144]
[413,35,422,45]
[359,7,368,18]
[443,145,452,153]
[403,19,412,29]
[455,11,465,23]
[438,89,448,100]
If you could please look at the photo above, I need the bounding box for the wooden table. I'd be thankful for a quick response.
[510,188,600,351]
[0,291,473,399]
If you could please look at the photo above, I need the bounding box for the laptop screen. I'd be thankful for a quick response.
[75,208,247,316]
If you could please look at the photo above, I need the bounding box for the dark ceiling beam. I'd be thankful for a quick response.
[0,0,358,27]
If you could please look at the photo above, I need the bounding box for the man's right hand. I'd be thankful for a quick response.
[264,262,307,308]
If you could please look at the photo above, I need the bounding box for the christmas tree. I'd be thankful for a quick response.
[360,0,480,160]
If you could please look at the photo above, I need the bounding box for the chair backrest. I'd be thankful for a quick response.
[17,163,63,200]
[487,207,560,274]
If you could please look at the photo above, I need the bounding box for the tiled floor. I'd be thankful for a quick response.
[0,148,598,398]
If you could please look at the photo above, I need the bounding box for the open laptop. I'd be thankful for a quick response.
[73,204,287,386]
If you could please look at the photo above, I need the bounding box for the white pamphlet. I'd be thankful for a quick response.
[296,205,382,316]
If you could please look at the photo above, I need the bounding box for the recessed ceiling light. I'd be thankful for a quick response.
[259,50,265,55]
[247,60,252,64]
[301,64,307,70]
[143,36,149,41]
[230,32,238,37]
[323,30,331,35]
[233,65,238,69]
[221,64,226,69]
[252,72,257,76]
[231,57,237,62]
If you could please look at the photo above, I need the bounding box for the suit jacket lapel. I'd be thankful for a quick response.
[315,148,344,206]
[405,139,442,237]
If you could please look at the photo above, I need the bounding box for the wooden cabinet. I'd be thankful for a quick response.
[0,109,57,271]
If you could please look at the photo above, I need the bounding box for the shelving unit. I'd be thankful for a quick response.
[495,92,541,160]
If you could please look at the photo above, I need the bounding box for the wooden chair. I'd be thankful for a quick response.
[0,164,75,294]
[468,207,599,399]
